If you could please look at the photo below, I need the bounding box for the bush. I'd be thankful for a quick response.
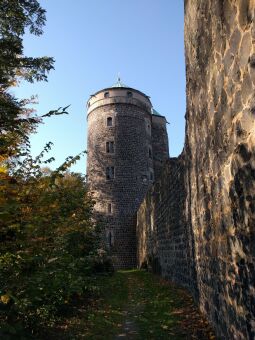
[0,172,111,337]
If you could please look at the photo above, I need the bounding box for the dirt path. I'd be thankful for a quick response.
[115,311,138,339]
[115,274,141,339]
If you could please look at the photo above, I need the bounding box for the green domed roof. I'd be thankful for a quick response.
[152,108,163,116]
[111,76,129,88]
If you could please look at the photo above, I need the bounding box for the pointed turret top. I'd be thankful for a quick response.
[111,75,129,88]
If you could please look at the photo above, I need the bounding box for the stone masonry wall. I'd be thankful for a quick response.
[184,1,255,338]
[137,1,255,339]
[137,157,198,298]
[87,101,153,269]
[151,115,169,180]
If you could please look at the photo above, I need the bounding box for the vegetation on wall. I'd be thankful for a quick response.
[0,1,111,337]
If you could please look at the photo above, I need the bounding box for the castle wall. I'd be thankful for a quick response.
[137,157,198,298]
[151,115,169,180]
[185,1,255,338]
[137,1,255,338]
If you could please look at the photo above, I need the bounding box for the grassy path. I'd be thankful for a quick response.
[54,270,215,339]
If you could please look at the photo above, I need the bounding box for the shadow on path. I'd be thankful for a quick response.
[113,270,215,340]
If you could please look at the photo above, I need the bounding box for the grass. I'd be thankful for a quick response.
[47,270,215,339]
[115,270,214,339]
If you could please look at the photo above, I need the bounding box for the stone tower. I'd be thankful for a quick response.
[86,78,168,268]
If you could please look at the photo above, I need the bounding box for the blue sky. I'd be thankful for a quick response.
[13,0,185,174]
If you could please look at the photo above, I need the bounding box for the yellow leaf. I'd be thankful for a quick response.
[0,166,7,174]
[1,294,10,304]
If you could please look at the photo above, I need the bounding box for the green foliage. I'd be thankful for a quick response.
[0,0,59,169]
[0,1,112,337]
[0,0,53,87]
[0,170,110,337]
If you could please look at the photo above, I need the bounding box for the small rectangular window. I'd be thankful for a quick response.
[107,230,114,248]
[107,117,113,126]
[106,141,114,153]
[149,147,152,159]
[146,122,151,136]
[108,203,112,213]
[106,166,115,180]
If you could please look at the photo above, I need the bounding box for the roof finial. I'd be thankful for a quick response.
[111,75,129,88]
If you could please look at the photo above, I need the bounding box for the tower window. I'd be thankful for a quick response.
[146,122,151,136]
[106,141,114,153]
[148,147,152,159]
[106,166,115,180]
[104,92,109,98]
[107,230,114,248]
[108,203,112,213]
[107,117,113,127]
[127,91,133,98]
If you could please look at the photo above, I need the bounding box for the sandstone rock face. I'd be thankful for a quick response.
[137,1,255,338]
[185,1,255,338]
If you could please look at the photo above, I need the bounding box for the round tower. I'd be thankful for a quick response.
[86,78,167,268]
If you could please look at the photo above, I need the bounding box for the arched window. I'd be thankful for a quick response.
[104,92,109,98]
[127,91,133,98]
[107,117,113,127]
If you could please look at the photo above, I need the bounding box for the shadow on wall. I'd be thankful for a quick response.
[136,156,199,300]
